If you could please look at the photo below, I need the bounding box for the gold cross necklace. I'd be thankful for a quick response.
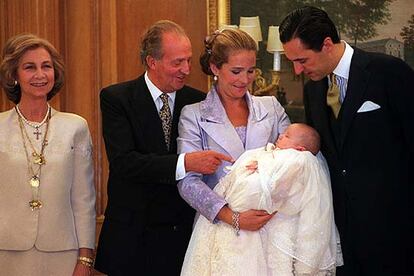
[15,105,51,210]
[15,104,50,140]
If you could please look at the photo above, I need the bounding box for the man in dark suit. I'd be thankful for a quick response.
[94,20,232,276]
[279,6,414,276]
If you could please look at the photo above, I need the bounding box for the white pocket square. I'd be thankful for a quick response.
[357,101,381,113]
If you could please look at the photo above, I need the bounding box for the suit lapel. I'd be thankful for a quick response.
[245,94,274,150]
[171,87,190,153]
[131,76,167,152]
[338,49,370,151]
[198,89,245,159]
[308,80,339,157]
[199,120,245,158]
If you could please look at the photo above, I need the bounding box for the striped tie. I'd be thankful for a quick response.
[327,74,342,118]
[159,93,172,150]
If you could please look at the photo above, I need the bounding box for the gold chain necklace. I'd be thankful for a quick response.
[15,104,50,140]
[15,106,51,210]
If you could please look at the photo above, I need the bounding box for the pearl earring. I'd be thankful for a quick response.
[14,80,18,86]
[213,75,218,81]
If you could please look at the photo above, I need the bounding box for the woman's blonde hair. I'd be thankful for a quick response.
[200,28,257,75]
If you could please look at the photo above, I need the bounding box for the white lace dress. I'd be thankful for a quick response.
[181,146,342,276]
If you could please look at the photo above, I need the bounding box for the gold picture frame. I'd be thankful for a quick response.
[208,0,230,33]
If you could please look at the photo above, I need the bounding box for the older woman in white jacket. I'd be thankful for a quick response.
[0,33,95,276]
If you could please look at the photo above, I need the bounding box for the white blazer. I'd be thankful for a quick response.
[0,108,96,251]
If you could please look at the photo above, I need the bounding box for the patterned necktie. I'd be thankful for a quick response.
[326,74,341,118]
[159,93,172,150]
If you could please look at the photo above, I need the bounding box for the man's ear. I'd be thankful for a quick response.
[321,37,334,52]
[146,55,157,70]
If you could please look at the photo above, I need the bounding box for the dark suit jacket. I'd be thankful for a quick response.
[304,48,414,273]
[95,75,205,275]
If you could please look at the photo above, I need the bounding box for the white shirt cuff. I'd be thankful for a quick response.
[176,153,186,180]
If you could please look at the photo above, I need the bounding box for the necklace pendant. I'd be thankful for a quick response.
[33,127,42,140]
[29,200,43,210]
[33,153,46,165]
[30,176,40,187]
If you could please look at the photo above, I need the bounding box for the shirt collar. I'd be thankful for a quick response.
[333,40,354,80]
[144,71,176,103]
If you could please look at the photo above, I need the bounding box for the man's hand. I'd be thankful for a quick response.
[185,150,233,174]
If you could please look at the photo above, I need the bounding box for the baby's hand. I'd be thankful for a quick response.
[245,160,258,174]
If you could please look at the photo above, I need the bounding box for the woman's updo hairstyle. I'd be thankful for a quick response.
[200,28,257,76]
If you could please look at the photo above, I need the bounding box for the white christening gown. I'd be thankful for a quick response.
[181,145,342,276]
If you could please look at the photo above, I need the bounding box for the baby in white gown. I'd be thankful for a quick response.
[181,124,343,276]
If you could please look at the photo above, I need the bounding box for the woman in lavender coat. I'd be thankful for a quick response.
[177,28,290,233]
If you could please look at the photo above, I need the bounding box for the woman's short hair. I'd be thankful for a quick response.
[200,28,257,76]
[0,33,64,104]
[140,20,187,69]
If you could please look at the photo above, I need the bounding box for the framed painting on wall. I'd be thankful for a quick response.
[209,0,414,122]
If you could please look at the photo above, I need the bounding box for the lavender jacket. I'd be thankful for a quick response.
[177,87,290,221]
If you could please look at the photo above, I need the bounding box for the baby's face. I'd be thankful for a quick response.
[275,126,303,150]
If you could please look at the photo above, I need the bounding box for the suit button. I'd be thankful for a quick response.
[341,169,347,176]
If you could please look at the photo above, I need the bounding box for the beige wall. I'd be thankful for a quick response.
[0,0,209,241]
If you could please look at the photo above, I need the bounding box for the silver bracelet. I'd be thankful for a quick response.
[232,211,240,236]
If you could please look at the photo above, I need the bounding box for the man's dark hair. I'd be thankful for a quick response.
[279,6,340,51]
